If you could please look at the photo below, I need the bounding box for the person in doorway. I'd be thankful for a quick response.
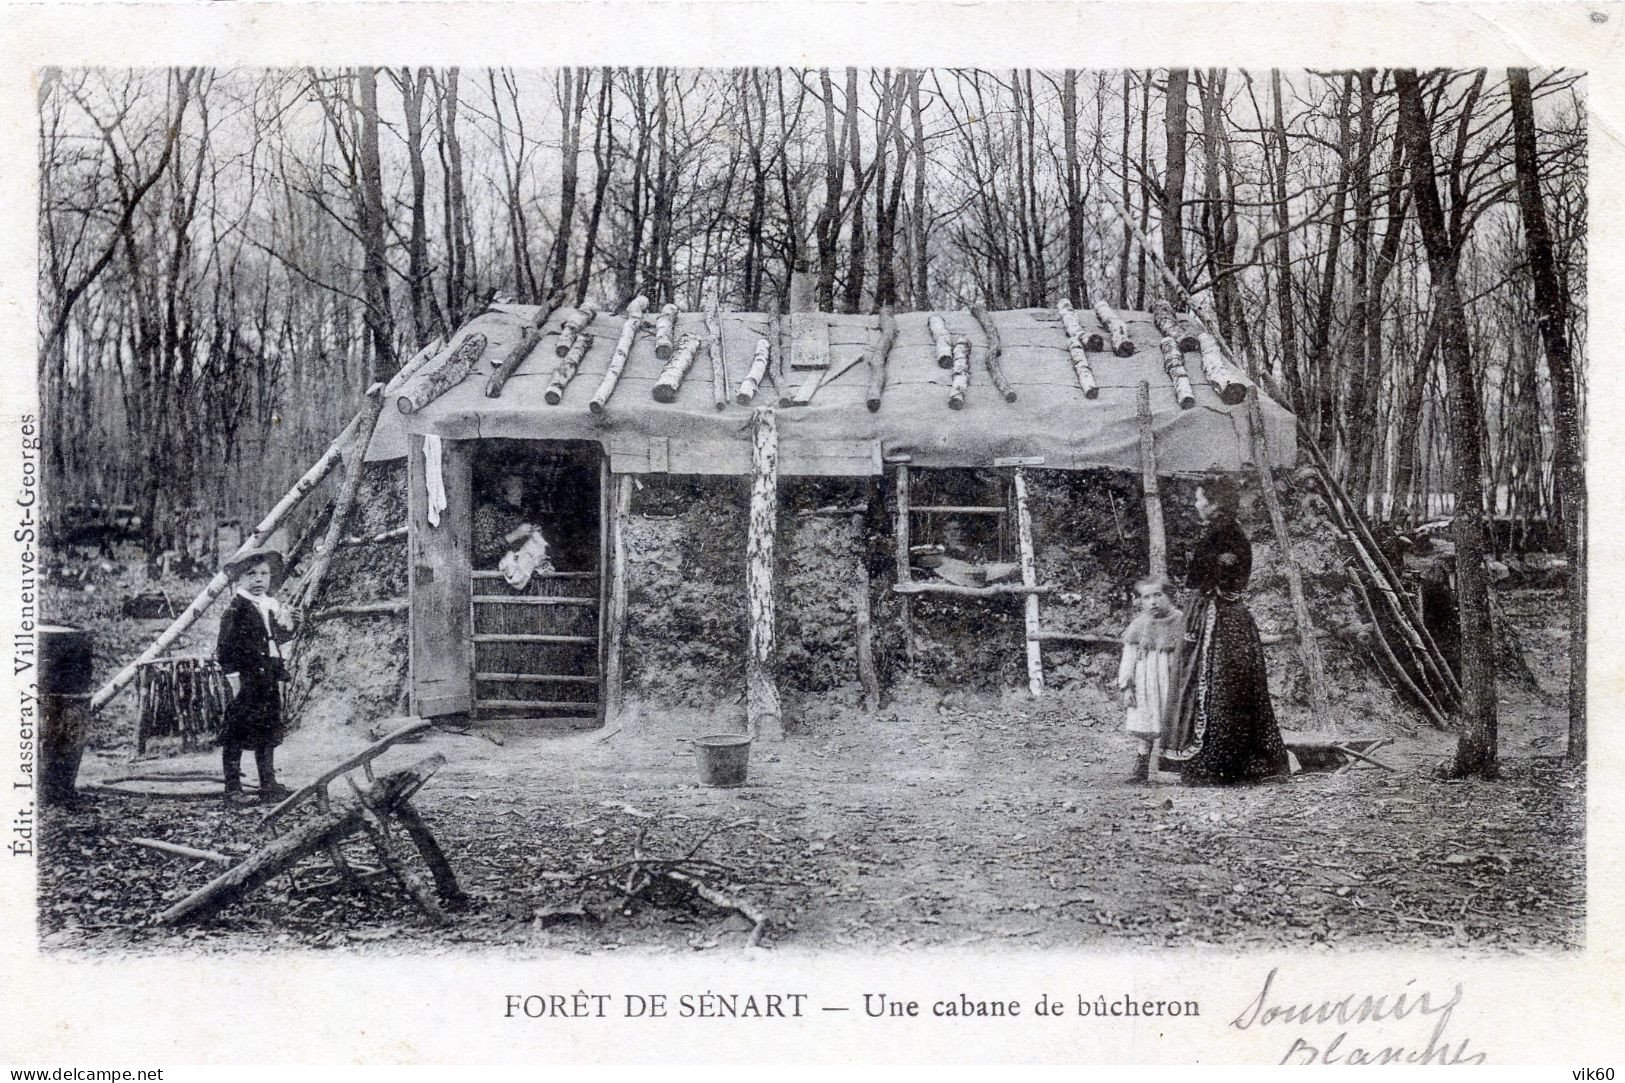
[474,468,557,588]
[1116,573,1183,783]
[473,469,535,568]
[1162,477,1290,785]
[216,546,299,805]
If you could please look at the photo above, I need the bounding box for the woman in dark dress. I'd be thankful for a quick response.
[1162,477,1290,785]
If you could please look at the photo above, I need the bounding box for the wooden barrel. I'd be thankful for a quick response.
[40,623,94,805]
[40,623,93,695]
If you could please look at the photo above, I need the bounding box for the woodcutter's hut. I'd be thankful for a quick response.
[357,279,1299,735]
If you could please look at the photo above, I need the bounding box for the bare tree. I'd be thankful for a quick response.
[1395,67,1499,780]
[1509,66,1586,762]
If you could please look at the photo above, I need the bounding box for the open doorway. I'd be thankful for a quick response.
[469,439,604,725]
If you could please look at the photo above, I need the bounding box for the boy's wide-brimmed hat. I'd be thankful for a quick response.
[222,544,285,581]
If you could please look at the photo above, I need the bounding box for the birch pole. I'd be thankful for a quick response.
[653,302,681,359]
[1056,298,1104,352]
[1136,381,1168,578]
[1152,299,1200,351]
[554,304,597,357]
[1092,297,1135,356]
[927,314,954,368]
[706,307,728,410]
[735,337,772,404]
[652,334,701,402]
[544,333,594,405]
[1160,338,1197,409]
[1195,332,1253,405]
[746,408,782,738]
[588,295,649,413]
[486,294,564,398]
[947,335,971,410]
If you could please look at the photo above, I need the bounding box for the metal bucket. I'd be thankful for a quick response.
[40,623,94,805]
[694,733,752,787]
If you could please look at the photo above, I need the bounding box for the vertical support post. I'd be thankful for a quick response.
[601,470,631,723]
[1247,391,1330,728]
[1136,380,1169,578]
[1012,468,1044,697]
[893,460,914,667]
[407,435,473,717]
[747,408,782,738]
[853,503,880,714]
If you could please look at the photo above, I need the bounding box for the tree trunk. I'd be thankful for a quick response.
[1508,67,1586,762]
[355,68,394,383]
[1343,70,1378,508]
[398,68,431,346]
[842,67,867,314]
[1308,73,1355,456]
[577,68,614,308]
[1270,70,1305,420]
[1062,69,1086,307]
[437,67,473,327]
[548,68,587,299]
[910,72,929,309]
[1161,68,1189,288]
[815,69,846,312]
[1395,68,1498,780]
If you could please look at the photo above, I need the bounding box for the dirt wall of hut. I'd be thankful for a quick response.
[619,466,1406,735]
[286,462,410,732]
[288,457,1411,737]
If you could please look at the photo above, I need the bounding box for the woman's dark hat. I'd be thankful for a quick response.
[222,545,286,581]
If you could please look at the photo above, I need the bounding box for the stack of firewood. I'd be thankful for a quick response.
[135,656,230,753]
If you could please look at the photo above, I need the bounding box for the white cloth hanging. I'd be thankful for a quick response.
[423,435,447,527]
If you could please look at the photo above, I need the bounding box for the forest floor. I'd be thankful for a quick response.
[35,585,1582,957]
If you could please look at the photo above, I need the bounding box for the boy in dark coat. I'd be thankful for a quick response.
[216,547,299,804]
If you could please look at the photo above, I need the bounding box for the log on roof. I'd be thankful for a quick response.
[368,303,1295,477]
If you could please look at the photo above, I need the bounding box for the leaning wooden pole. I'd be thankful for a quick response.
[970,305,1016,402]
[1246,390,1330,728]
[746,409,782,738]
[947,335,971,410]
[865,308,899,412]
[705,306,728,411]
[294,382,387,610]
[588,295,650,413]
[1135,381,1168,578]
[486,292,565,398]
[384,336,446,397]
[90,406,371,714]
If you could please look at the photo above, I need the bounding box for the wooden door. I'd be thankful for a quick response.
[408,435,473,717]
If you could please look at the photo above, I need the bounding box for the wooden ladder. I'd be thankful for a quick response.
[470,569,602,720]
[890,456,1046,696]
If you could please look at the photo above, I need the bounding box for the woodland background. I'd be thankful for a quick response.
[36,67,1585,559]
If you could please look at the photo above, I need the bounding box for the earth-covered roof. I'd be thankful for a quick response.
[369,302,1296,476]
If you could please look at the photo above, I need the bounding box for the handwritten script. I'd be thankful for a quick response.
[1231,967,1487,1065]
